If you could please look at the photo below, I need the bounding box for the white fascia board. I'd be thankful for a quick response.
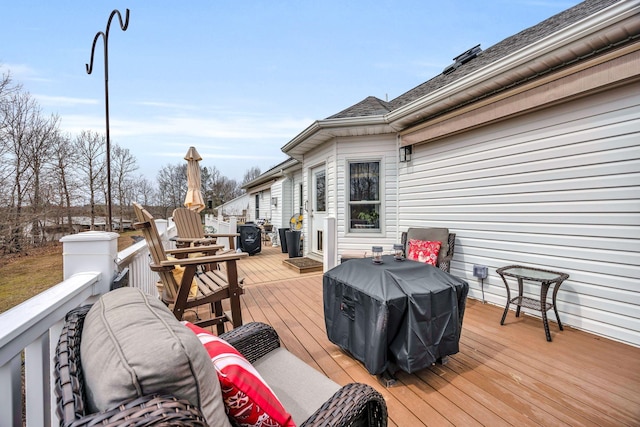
[281,115,390,155]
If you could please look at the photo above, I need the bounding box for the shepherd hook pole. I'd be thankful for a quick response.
[86,9,130,232]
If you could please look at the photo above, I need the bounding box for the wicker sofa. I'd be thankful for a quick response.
[55,300,388,427]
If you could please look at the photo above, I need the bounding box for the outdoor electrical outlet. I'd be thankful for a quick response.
[473,265,489,304]
[473,265,488,279]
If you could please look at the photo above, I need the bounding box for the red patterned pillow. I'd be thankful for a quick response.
[183,322,296,427]
[408,239,441,266]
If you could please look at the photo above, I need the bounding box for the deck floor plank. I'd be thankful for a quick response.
[196,245,640,426]
[456,339,598,427]
[462,304,640,425]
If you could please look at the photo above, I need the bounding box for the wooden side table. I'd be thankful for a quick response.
[497,265,569,342]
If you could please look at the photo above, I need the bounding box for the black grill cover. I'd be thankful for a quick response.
[237,224,261,255]
[323,256,468,375]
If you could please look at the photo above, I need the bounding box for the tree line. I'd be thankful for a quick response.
[0,70,260,254]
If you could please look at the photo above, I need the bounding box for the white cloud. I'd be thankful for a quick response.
[34,94,98,107]
[59,112,311,141]
[133,100,199,111]
[0,63,51,82]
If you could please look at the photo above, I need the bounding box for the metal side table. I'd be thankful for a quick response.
[497,265,569,342]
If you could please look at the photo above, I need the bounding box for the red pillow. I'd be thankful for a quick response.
[183,322,296,427]
[407,239,441,266]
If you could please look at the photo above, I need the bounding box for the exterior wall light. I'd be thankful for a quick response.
[399,146,412,162]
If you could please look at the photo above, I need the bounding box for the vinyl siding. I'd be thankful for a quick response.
[335,135,399,254]
[270,179,284,229]
[399,83,640,346]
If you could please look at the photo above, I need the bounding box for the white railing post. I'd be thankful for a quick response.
[155,219,168,236]
[324,217,337,272]
[229,216,237,234]
[60,231,119,297]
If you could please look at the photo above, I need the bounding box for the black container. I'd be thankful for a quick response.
[278,227,289,253]
[285,230,301,258]
[237,224,261,255]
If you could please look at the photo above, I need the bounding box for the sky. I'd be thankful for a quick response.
[1,0,582,183]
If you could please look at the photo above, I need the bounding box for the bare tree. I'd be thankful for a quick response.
[50,131,80,232]
[25,112,59,244]
[242,166,261,186]
[0,90,53,252]
[75,130,106,229]
[155,163,187,218]
[200,165,242,210]
[132,175,155,207]
[0,70,20,249]
[111,143,138,227]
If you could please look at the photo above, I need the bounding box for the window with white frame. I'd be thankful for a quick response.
[348,161,380,232]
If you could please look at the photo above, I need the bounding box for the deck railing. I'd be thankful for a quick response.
[0,220,175,427]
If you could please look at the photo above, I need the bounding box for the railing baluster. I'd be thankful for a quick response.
[0,355,22,426]
[25,332,50,427]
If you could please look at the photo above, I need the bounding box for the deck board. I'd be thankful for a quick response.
[200,244,640,426]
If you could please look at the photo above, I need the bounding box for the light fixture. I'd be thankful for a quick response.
[399,145,412,162]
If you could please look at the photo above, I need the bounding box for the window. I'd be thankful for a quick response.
[349,161,380,232]
[299,183,303,215]
[315,170,326,212]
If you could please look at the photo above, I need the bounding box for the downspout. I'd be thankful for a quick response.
[396,134,401,242]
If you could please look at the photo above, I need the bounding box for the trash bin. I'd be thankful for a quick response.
[278,227,290,254]
[237,224,261,255]
[285,230,301,258]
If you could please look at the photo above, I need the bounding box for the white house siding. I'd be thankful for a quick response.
[335,135,399,255]
[246,188,271,223]
[302,142,336,256]
[270,179,284,229]
[400,84,640,346]
[276,170,303,231]
[218,194,249,217]
[292,170,303,218]
[281,176,293,228]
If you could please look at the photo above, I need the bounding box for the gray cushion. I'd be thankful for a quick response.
[405,227,450,265]
[253,347,341,425]
[80,287,231,427]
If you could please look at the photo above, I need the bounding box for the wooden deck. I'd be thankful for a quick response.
[193,244,640,426]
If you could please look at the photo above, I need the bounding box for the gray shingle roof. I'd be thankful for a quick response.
[329,0,620,120]
[326,96,392,119]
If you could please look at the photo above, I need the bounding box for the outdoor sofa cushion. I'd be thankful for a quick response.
[405,227,450,266]
[184,321,295,427]
[80,287,231,427]
[407,239,441,266]
[252,347,341,425]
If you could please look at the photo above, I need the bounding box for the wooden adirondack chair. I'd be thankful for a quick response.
[133,202,247,334]
[172,207,239,253]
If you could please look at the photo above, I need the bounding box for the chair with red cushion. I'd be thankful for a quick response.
[401,227,456,272]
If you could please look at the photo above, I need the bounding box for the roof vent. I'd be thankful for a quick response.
[443,44,482,75]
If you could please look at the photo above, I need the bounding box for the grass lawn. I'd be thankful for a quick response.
[0,231,143,314]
